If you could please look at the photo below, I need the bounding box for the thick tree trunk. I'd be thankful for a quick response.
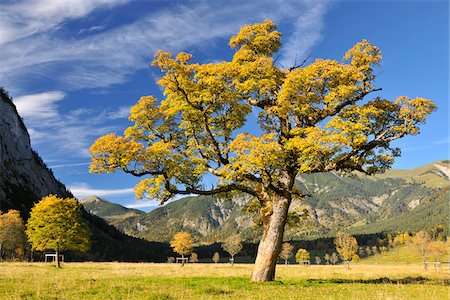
[251,196,290,282]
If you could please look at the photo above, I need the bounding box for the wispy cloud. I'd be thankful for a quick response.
[2,0,331,158]
[1,0,331,92]
[49,162,90,169]
[13,91,65,120]
[434,137,450,145]
[0,0,129,45]
[13,91,130,156]
[69,182,134,199]
[125,201,160,209]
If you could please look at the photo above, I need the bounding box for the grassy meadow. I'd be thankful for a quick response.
[0,262,448,299]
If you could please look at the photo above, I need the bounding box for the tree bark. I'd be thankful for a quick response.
[251,196,290,282]
[56,249,60,268]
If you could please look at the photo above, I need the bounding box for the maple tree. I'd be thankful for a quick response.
[90,20,435,281]
[334,232,358,265]
[0,210,27,260]
[25,195,90,268]
[170,231,193,266]
[279,242,293,264]
[295,248,310,263]
[222,234,243,265]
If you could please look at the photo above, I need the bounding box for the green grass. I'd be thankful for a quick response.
[0,262,448,299]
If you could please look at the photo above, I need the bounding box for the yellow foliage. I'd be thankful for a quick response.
[25,195,90,253]
[89,20,436,214]
[170,231,193,257]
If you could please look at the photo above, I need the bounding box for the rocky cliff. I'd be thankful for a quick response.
[0,87,170,261]
[0,88,71,217]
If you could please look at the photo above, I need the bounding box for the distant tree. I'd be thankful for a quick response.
[386,233,393,249]
[334,232,358,263]
[190,252,199,263]
[409,231,431,264]
[358,247,365,258]
[295,248,310,264]
[167,256,175,263]
[0,210,27,260]
[393,233,405,246]
[89,19,435,282]
[26,195,90,268]
[279,242,294,265]
[212,252,220,263]
[324,253,331,265]
[222,234,243,265]
[402,232,412,244]
[330,252,339,265]
[427,240,447,263]
[315,256,321,265]
[371,246,379,255]
[365,246,372,256]
[429,224,446,241]
[380,246,388,254]
[170,231,193,266]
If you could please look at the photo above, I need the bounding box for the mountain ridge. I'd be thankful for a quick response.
[81,161,449,243]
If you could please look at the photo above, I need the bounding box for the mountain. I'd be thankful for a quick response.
[88,161,449,243]
[0,87,170,262]
[0,88,72,217]
[372,160,450,188]
[81,196,144,228]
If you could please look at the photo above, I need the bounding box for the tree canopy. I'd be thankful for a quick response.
[170,231,193,264]
[295,248,310,263]
[26,195,90,267]
[89,20,435,282]
[222,234,243,262]
[0,210,27,260]
[334,232,358,262]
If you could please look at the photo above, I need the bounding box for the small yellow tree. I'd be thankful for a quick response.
[0,210,27,261]
[170,231,193,266]
[334,232,358,267]
[279,242,294,264]
[295,248,310,264]
[25,195,90,268]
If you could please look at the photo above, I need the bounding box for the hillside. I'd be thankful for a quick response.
[81,196,144,228]
[360,241,450,265]
[0,87,170,262]
[373,161,450,188]
[87,162,448,243]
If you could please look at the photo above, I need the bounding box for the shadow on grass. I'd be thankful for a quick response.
[307,277,450,285]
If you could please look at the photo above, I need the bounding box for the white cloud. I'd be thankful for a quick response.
[2,0,331,158]
[0,0,331,92]
[0,0,129,45]
[13,91,65,120]
[107,106,132,119]
[49,162,90,169]
[69,182,134,198]
[125,201,160,209]
[12,91,125,156]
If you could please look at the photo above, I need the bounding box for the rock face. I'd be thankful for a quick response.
[0,88,71,217]
[0,88,171,262]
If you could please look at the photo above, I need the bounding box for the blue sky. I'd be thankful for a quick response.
[0,0,448,211]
